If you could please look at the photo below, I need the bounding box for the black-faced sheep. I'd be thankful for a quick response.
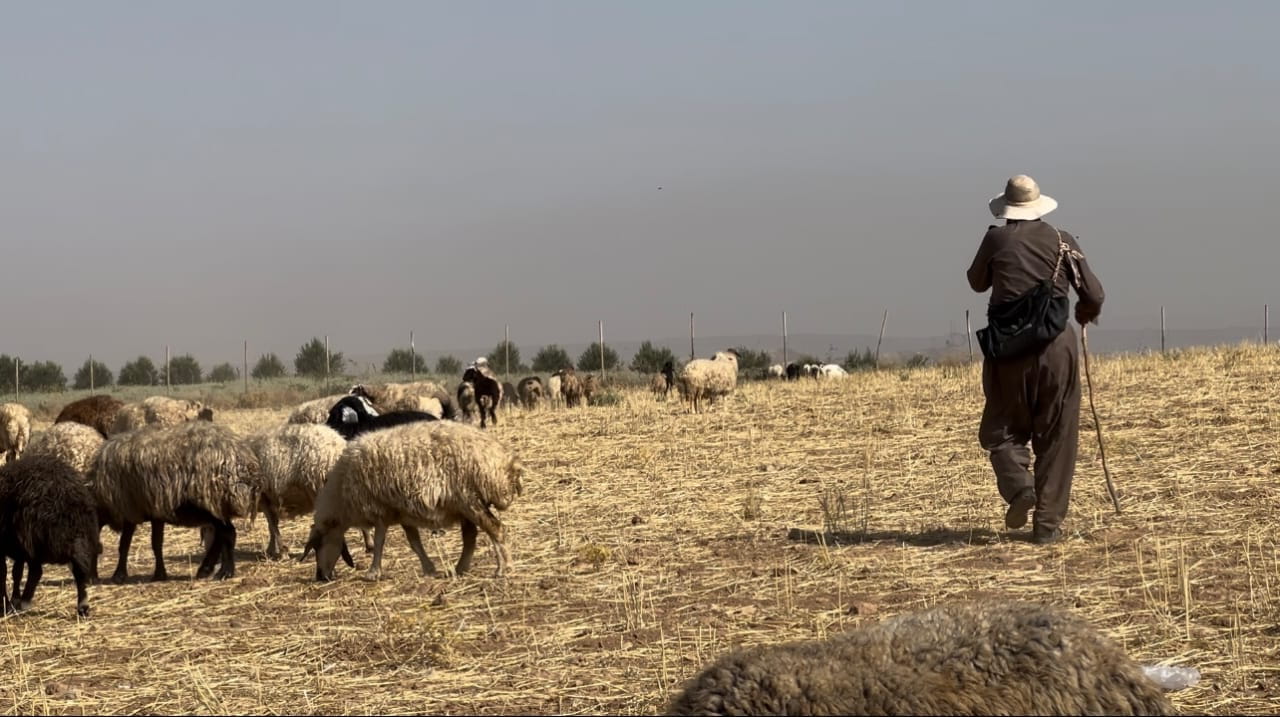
[325,394,438,441]
[55,395,125,439]
[0,402,32,463]
[303,420,524,582]
[0,454,101,618]
[517,377,544,409]
[462,367,502,428]
[666,600,1175,716]
[677,349,740,413]
[89,421,261,582]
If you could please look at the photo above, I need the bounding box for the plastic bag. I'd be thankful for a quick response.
[1142,664,1201,691]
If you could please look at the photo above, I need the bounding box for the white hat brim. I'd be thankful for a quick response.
[989,193,1057,220]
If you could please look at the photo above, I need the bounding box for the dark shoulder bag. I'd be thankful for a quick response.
[976,230,1078,361]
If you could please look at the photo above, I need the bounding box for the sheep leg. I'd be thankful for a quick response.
[16,562,41,612]
[471,510,510,577]
[361,528,375,553]
[150,521,169,582]
[111,523,137,585]
[265,506,286,560]
[401,526,440,577]
[0,557,9,615]
[453,519,478,577]
[194,523,223,579]
[10,558,24,605]
[364,525,388,581]
[214,521,237,580]
[71,561,91,618]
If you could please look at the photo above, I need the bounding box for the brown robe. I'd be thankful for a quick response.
[967,219,1105,535]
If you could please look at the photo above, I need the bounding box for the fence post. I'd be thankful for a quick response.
[689,312,695,360]
[505,324,511,378]
[874,309,888,369]
[165,345,171,394]
[966,310,973,362]
[1266,304,1270,345]
[598,320,605,376]
[325,335,330,382]
[89,354,94,392]
[410,330,416,380]
[243,340,249,393]
[1161,306,1166,354]
[782,311,788,367]
[14,358,19,400]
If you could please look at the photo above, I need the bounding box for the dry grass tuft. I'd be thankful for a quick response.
[4,342,1280,714]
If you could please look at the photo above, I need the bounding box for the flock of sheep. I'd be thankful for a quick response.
[0,355,1191,715]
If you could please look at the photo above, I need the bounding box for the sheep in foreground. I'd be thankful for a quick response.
[287,394,349,425]
[89,421,261,582]
[0,454,101,618]
[0,403,32,463]
[55,395,125,438]
[666,600,1175,716]
[24,422,106,476]
[248,423,350,560]
[303,420,524,582]
[677,350,740,413]
[517,377,544,409]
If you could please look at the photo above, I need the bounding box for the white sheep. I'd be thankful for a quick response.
[820,363,849,379]
[287,394,349,425]
[0,402,33,463]
[303,420,524,582]
[767,364,785,379]
[676,349,740,413]
[24,422,105,476]
[247,423,348,559]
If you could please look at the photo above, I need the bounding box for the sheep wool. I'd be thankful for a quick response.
[248,423,348,559]
[677,350,739,413]
[110,402,148,435]
[308,420,524,581]
[666,600,1174,716]
[287,394,348,425]
[141,396,208,425]
[0,402,32,463]
[24,422,106,476]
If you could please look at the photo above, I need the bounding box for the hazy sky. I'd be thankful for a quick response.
[3,1,1277,370]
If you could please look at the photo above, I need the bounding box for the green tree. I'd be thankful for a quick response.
[730,346,772,375]
[161,354,203,385]
[434,355,462,375]
[485,341,527,374]
[532,345,572,373]
[73,358,114,390]
[295,337,344,378]
[383,348,428,374]
[208,363,240,383]
[630,341,676,374]
[118,356,159,386]
[21,361,67,392]
[0,355,15,386]
[576,342,620,372]
[252,353,287,379]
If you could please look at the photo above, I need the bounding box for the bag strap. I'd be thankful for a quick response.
[1050,229,1085,290]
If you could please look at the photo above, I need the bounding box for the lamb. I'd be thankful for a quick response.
[55,394,125,438]
[0,454,101,618]
[556,367,585,408]
[287,394,350,425]
[89,420,261,582]
[24,422,106,476]
[676,349,740,413]
[517,376,544,409]
[303,420,524,582]
[666,600,1175,716]
[462,366,502,428]
[0,402,32,463]
[247,423,349,560]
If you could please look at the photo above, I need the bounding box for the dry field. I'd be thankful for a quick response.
[3,343,1279,714]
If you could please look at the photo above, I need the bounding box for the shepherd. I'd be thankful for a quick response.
[967,175,1105,544]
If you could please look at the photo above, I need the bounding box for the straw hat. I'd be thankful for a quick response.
[989,174,1058,220]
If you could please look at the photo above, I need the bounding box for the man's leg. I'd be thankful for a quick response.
[979,356,1036,527]
[1030,328,1083,542]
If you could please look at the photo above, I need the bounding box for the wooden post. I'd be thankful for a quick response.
[782,311,788,366]
[325,335,330,381]
[505,324,511,377]
[1265,304,1270,345]
[89,354,95,391]
[598,320,605,376]
[966,310,973,362]
[165,345,171,394]
[13,358,18,400]
[243,340,249,393]
[689,312,695,360]
[410,331,416,380]
[874,309,888,369]
[1160,306,1166,354]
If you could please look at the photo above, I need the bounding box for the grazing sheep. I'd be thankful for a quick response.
[248,423,348,560]
[650,372,670,399]
[666,600,1175,716]
[546,373,563,408]
[287,394,350,425]
[303,420,525,582]
[142,396,210,425]
[0,402,32,463]
[767,364,785,379]
[24,422,105,476]
[581,374,599,405]
[784,362,802,381]
[456,381,478,423]
[517,377,544,409]
[462,367,502,428]
[55,395,125,438]
[325,395,438,441]
[0,454,102,618]
[556,368,585,408]
[89,421,261,582]
[820,363,849,379]
[350,381,452,417]
[110,402,148,434]
[501,381,518,410]
[677,350,740,413]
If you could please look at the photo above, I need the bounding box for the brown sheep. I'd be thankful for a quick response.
[556,368,585,408]
[55,395,125,439]
[517,376,544,409]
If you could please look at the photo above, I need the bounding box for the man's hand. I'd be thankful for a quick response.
[1075,302,1100,326]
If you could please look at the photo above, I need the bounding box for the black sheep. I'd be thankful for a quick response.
[325,395,438,441]
[462,367,502,428]
[785,362,802,381]
[0,454,101,618]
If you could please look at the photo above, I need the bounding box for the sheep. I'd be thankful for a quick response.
[24,422,105,476]
[501,381,518,410]
[302,420,525,582]
[55,394,125,438]
[325,394,439,441]
[767,364,785,379]
[462,366,502,428]
[0,454,101,618]
[650,372,670,399]
[247,423,349,560]
[111,396,213,435]
[350,381,453,417]
[581,374,599,405]
[676,349,740,413]
[517,376,544,409]
[556,367,585,408]
[546,372,563,408]
[110,402,148,434]
[89,420,261,582]
[820,363,849,379]
[287,394,350,425]
[0,402,32,463]
[456,381,477,423]
[784,362,803,381]
[665,600,1175,716]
